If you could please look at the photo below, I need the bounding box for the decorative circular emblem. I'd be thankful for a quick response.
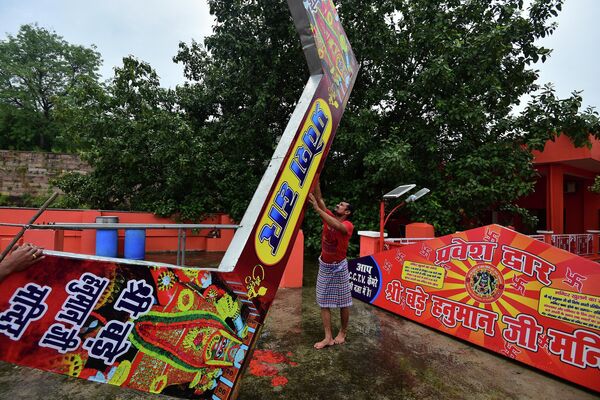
[465,264,504,303]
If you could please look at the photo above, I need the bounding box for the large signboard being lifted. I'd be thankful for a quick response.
[0,0,358,399]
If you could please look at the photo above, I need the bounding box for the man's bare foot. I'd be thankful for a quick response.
[334,332,346,345]
[314,338,335,349]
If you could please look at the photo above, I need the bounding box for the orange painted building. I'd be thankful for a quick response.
[516,134,600,234]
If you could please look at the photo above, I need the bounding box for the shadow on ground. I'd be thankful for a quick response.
[0,258,598,400]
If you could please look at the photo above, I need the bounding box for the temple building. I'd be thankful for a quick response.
[516,135,600,234]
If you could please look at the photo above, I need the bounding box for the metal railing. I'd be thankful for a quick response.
[530,232,597,257]
[382,232,598,258]
[384,237,433,248]
[0,222,240,268]
[550,234,593,256]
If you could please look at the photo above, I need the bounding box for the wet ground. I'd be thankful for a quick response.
[0,258,598,400]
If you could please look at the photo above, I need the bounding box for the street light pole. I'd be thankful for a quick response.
[379,185,430,252]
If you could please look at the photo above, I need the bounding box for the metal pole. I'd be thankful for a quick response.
[177,228,182,266]
[383,201,407,228]
[181,229,186,267]
[379,200,409,253]
[379,200,385,252]
[0,192,59,263]
[0,222,240,230]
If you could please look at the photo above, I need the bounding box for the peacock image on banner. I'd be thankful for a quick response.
[348,224,600,393]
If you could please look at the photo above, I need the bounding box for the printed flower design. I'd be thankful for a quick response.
[157,270,176,291]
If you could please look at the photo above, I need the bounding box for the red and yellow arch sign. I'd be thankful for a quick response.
[255,99,332,265]
[349,225,600,393]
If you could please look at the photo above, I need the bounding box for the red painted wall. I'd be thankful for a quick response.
[532,134,600,164]
[0,207,304,288]
[518,178,546,209]
[0,208,231,254]
[564,184,584,233]
[583,188,600,232]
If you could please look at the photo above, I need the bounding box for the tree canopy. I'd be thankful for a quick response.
[55,57,214,220]
[170,0,600,248]
[5,1,599,254]
[0,24,101,151]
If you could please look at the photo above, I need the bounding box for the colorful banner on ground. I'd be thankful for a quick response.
[348,224,600,393]
[0,256,262,399]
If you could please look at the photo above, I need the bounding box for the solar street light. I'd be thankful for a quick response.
[379,185,430,251]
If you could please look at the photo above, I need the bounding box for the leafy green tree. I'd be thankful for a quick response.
[173,0,599,253]
[174,1,307,218]
[333,0,597,235]
[56,57,213,220]
[52,0,600,253]
[590,175,600,194]
[517,84,600,150]
[0,24,101,151]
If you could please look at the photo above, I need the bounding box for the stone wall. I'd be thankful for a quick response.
[0,150,90,197]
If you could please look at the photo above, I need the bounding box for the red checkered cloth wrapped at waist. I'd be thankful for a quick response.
[316,257,353,308]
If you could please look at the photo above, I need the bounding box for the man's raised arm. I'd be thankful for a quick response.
[313,179,327,212]
[308,193,349,235]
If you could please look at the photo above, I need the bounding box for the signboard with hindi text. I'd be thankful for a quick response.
[0,256,262,399]
[0,0,358,398]
[348,224,600,392]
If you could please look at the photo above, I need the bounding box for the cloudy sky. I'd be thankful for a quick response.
[0,0,598,110]
[527,0,599,111]
[0,0,214,88]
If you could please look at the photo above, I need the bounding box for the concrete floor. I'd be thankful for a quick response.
[0,259,598,400]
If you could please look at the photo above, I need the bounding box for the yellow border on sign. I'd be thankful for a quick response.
[255,98,332,265]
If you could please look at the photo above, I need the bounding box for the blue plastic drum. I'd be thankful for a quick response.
[95,216,119,257]
[125,229,146,260]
